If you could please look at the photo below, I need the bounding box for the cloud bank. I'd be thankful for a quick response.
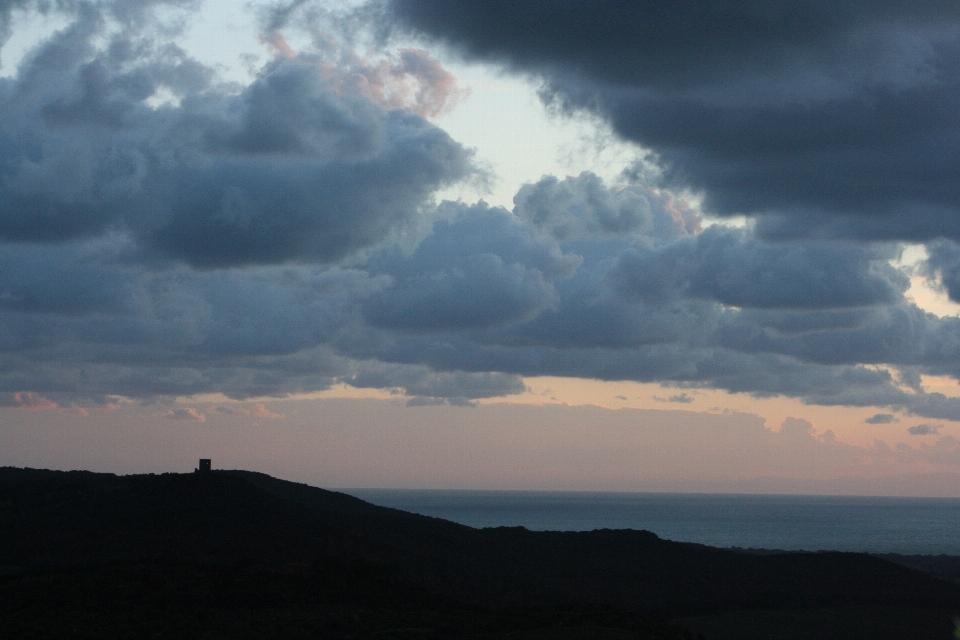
[385,0,960,242]
[2,0,960,420]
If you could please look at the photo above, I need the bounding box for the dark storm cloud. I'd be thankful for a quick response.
[611,225,906,309]
[513,172,699,242]
[924,240,960,303]
[6,0,960,419]
[718,305,960,370]
[0,0,494,403]
[384,1,960,87]
[335,172,960,421]
[346,361,524,405]
[0,0,470,266]
[0,239,134,315]
[384,0,960,241]
[362,201,578,331]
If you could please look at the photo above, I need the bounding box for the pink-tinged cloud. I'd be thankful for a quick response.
[260,30,464,117]
[164,407,206,423]
[260,30,297,58]
[392,48,468,117]
[318,43,467,118]
[0,393,122,415]
[0,392,59,411]
[249,403,283,419]
[72,402,120,415]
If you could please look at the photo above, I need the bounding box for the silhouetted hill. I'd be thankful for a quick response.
[878,553,960,584]
[3,467,960,639]
[1,558,700,640]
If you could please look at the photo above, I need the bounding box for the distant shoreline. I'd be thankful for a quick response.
[343,487,960,556]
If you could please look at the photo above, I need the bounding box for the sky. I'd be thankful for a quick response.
[4,0,960,495]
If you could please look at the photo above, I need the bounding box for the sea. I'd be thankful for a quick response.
[343,490,960,556]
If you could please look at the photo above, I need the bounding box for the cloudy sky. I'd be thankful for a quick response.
[4,0,960,494]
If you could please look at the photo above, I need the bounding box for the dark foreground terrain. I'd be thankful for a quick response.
[2,467,959,639]
[2,559,692,639]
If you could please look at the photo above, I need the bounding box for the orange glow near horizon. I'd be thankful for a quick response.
[485,374,960,450]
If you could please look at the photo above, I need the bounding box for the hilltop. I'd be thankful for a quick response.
[2,467,959,639]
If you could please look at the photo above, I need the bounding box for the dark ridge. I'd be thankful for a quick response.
[877,553,960,584]
[220,469,441,519]
[3,467,960,639]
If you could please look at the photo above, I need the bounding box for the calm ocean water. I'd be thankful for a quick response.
[343,490,960,555]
